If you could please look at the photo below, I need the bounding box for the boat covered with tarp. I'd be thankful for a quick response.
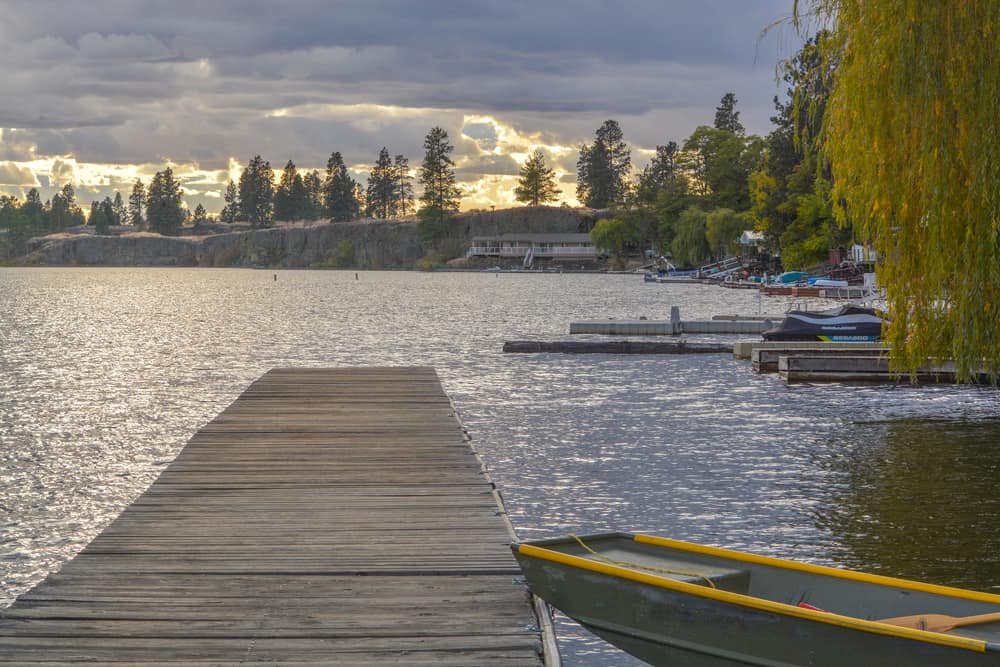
[512,532,1000,666]
[762,304,887,341]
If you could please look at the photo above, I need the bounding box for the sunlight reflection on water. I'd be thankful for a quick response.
[2,267,1000,665]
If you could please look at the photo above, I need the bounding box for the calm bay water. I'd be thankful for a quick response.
[2,267,1000,665]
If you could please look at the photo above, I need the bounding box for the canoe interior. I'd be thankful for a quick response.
[520,532,1000,643]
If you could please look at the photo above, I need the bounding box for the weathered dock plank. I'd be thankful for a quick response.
[0,367,550,665]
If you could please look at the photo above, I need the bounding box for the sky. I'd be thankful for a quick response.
[0,0,805,213]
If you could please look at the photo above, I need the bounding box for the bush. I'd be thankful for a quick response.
[330,239,355,267]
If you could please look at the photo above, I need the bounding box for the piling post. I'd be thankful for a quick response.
[670,305,681,334]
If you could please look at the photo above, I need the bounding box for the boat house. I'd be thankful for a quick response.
[466,233,598,260]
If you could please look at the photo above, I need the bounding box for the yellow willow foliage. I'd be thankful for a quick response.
[799,0,1000,382]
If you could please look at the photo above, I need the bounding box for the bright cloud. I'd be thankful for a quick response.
[0,162,40,187]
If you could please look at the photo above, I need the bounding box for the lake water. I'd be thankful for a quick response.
[2,267,1000,665]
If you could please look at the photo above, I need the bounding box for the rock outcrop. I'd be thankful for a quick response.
[21,233,203,266]
[15,206,608,268]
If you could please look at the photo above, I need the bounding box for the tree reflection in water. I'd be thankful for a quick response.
[813,418,1000,592]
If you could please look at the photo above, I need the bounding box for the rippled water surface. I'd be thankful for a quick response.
[3,267,1000,665]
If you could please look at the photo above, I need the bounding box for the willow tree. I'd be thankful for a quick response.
[799,1,1000,381]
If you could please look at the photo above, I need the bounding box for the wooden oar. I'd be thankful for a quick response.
[877,611,1000,633]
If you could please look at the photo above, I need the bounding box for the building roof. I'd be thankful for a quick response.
[470,233,594,243]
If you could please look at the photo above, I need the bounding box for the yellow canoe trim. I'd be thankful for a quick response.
[635,533,1000,605]
[516,543,989,653]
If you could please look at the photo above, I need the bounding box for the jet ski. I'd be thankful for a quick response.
[762,305,887,341]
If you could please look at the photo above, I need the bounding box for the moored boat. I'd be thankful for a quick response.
[762,304,887,341]
[512,532,1000,666]
[644,268,703,283]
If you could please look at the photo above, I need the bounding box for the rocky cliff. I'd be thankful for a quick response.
[15,206,606,269]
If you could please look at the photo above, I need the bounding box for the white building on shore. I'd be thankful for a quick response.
[466,233,598,261]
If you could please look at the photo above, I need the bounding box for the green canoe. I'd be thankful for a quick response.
[512,532,1000,666]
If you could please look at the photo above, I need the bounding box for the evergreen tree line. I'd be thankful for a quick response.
[0,168,208,246]
[0,128,455,248]
[2,123,562,253]
[0,184,88,248]
[582,34,848,271]
[219,149,414,228]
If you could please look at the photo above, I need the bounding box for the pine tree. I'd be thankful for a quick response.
[193,203,207,222]
[49,183,85,230]
[714,92,745,135]
[366,147,395,219]
[67,186,86,228]
[392,155,414,217]
[146,167,184,235]
[291,171,307,220]
[87,201,101,227]
[47,184,80,231]
[303,170,322,220]
[322,152,360,222]
[99,197,115,233]
[238,155,274,227]
[221,180,239,223]
[22,188,45,234]
[418,127,461,225]
[87,200,111,235]
[61,184,76,209]
[48,192,68,232]
[514,149,560,206]
[637,142,680,204]
[576,120,631,208]
[274,160,303,221]
[128,179,145,228]
[0,196,30,252]
[111,191,126,226]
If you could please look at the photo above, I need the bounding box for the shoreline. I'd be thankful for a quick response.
[3,206,614,271]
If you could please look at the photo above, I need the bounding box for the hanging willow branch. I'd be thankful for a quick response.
[797,0,1000,382]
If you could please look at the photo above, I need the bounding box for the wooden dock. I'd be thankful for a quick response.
[751,346,887,373]
[778,356,970,384]
[0,367,553,666]
[570,308,776,336]
[503,340,732,354]
[569,319,773,335]
[732,340,888,360]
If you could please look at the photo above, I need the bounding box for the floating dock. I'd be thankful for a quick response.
[0,367,554,666]
[570,307,777,335]
[732,341,977,384]
[503,340,732,354]
[732,340,888,360]
[779,356,967,384]
[751,346,887,373]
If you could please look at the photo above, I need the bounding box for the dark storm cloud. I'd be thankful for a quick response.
[0,0,799,204]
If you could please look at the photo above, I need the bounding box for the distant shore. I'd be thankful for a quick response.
[4,206,612,271]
